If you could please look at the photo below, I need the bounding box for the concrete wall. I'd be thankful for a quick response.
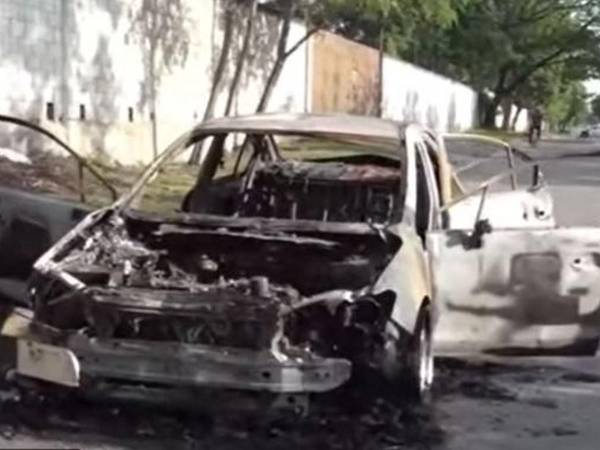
[382,57,478,131]
[495,105,530,132]
[0,0,309,165]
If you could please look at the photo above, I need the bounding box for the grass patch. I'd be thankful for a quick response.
[278,137,380,161]
[137,163,198,213]
[0,150,197,213]
[1,135,392,214]
[467,128,525,142]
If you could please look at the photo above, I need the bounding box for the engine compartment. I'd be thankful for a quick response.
[33,211,400,355]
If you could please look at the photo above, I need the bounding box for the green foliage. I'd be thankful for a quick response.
[316,0,468,51]
[546,81,589,131]
[591,95,600,119]
[420,0,600,127]
[445,1,600,84]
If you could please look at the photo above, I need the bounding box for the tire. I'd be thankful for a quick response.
[402,305,434,402]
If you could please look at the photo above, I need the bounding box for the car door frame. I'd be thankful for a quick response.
[427,137,600,355]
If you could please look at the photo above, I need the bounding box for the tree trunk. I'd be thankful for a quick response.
[256,0,294,113]
[188,3,234,164]
[501,98,512,130]
[224,0,257,116]
[511,106,523,131]
[483,95,502,128]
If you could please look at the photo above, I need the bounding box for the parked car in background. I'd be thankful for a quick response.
[579,124,600,138]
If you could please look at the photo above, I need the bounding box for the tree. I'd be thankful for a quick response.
[591,94,600,119]
[224,0,258,116]
[546,81,588,132]
[507,66,559,129]
[254,0,469,113]
[320,0,469,52]
[189,0,320,163]
[312,0,471,115]
[204,2,235,121]
[188,1,235,164]
[255,0,323,112]
[424,0,600,128]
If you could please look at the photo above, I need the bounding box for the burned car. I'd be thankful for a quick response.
[10,114,439,408]
[4,113,600,412]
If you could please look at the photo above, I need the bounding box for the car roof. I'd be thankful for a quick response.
[192,113,411,145]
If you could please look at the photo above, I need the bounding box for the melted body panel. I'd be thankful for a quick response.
[429,227,600,355]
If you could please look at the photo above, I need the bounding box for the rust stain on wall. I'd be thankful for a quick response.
[311,31,379,115]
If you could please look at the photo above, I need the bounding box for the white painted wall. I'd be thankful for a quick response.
[0,0,509,165]
[495,105,530,132]
[382,56,478,131]
[0,0,309,164]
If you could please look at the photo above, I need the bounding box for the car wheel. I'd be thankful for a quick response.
[403,306,434,401]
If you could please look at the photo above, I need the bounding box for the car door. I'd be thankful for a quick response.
[0,116,116,304]
[428,196,600,356]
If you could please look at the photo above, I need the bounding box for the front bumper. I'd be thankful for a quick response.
[17,336,352,394]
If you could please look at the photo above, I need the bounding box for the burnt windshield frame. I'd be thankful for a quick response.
[117,129,407,225]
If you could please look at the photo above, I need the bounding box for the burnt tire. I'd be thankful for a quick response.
[402,305,434,402]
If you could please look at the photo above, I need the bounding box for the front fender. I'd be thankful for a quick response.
[372,223,431,335]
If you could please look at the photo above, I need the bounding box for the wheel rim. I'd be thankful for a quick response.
[416,319,433,393]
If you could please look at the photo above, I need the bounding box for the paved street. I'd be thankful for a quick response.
[1,357,600,450]
[514,137,600,226]
[447,136,600,226]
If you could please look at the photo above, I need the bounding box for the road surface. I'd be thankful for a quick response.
[515,137,600,226]
[447,135,600,226]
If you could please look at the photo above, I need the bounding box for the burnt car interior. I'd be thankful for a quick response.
[180,133,404,225]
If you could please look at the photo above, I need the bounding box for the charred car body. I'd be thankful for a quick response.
[2,113,600,411]
[10,115,438,407]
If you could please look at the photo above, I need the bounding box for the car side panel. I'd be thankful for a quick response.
[428,227,600,355]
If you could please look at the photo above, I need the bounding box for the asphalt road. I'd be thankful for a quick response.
[510,137,600,226]
[447,136,600,226]
[2,136,600,449]
[1,357,600,450]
